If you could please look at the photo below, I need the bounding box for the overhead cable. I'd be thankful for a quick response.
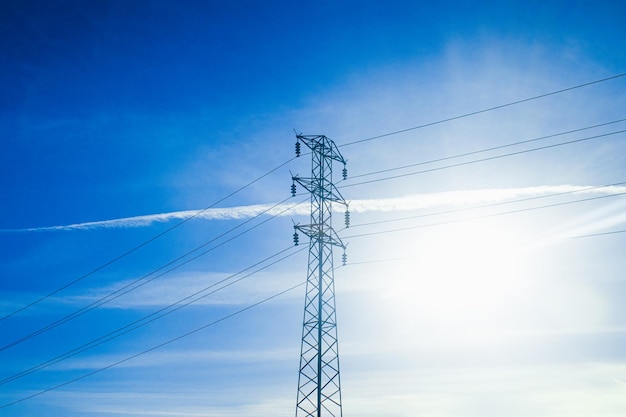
[347,118,626,180]
[344,192,626,239]
[0,196,307,352]
[2,224,625,409]
[345,229,626,266]
[349,182,626,228]
[340,73,626,147]
[6,73,623,321]
[0,157,297,323]
[0,245,306,386]
[341,129,626,188]
[0,280,306,410]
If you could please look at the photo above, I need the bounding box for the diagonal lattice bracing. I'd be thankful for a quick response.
[292,134,349,417]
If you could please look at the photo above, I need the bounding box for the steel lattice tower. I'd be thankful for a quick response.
[291,133,349,417]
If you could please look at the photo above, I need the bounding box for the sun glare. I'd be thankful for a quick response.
[383,218,533,344]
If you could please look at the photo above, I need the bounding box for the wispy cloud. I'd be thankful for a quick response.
[47,388,294,417]
[63,270,302,310]
[47,359,626,417]
[54,347,298,371]
[342,361,626,417]
[4,185,625,232]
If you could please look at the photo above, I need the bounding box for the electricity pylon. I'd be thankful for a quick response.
[291,133,350,417]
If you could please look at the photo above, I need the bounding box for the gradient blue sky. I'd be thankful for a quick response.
[1,1,626,416]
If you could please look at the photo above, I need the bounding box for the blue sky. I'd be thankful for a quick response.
[1,1,626,416]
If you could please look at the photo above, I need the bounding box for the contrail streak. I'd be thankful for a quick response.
[3,185,625,232]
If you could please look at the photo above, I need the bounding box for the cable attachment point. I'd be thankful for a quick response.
[290,171,297,197]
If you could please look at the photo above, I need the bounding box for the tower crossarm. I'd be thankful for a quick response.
[292,176,348,206]
[294,223,346,249]
[296,134,347,166]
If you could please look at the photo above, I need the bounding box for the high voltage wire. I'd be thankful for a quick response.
[0,157,297,323]
[3,185,625,406]
[339,73,626,147]
[2,225,624,409]
[6,187,624,362]
[3,73,622,323]
[0,196,308,352]
[4,122,623,351]
[347,118,626,180]
[5,184,620,382]
[1,73,624,411]
[344,192,626,239]
[0,245,306,387]
[4,123,623,350]
[340,129,626,188]
[345,229,626,266]
[6,184,622,384]
[2,72,623,390]
[0,279,307,410]
[349,182,626,228]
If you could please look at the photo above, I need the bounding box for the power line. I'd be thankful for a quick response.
[344,192,626,239]
[2,73,625,411]
[13,180,619,384]
[5,140,622,350]
[340,129,626,188]
[344,229,626,266]
[347,118,626,180]
[0,196,307,352]
[3,184,625,405]
[19,141,604,351]
[2,223,624,409]
[17,183,617,361]
[340,73,626,147]
[4,124,623,351]
[6,73,624,322]
[7,74,622,322]
[0,280,306,410]
[0,157,297,323]
[349,182,626,229]
[0,245,306,386]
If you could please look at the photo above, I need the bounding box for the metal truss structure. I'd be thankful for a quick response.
[291,133,349,417]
